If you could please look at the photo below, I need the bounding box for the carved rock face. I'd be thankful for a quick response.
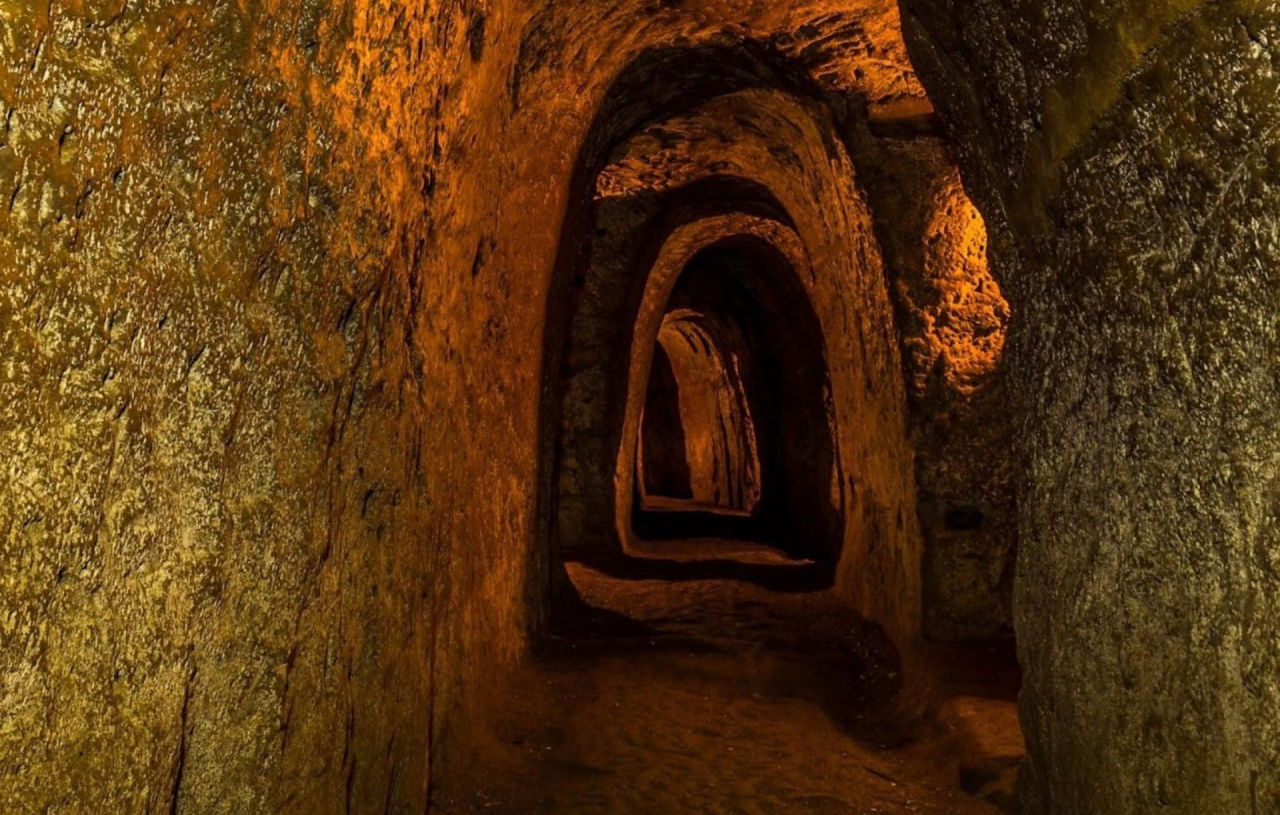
[903,1,1280,810]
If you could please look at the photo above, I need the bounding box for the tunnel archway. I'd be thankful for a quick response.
[624,237,842,564]
[535,43,926,657]
[637,313,761,515]
[513,25,1025,815]
[532,41,836,613]
[0,0,1050,808]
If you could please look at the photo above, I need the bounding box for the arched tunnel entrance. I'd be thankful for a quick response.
[627,239,841,565]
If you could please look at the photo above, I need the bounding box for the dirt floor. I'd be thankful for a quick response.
[435,541,1023,813]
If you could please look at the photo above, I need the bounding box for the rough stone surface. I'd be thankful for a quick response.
[0,0,513,809]
[903,0,1280,810]
[854,133,1016,641]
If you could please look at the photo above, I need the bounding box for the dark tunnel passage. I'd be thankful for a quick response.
[637,314,759,514]
[639,310,761,515]
[636,339,696,504]
[58,0,1280,809]
[629,240,842,565]
[8,0,1277,811]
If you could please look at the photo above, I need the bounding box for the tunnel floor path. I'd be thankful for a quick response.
[435,546,1022,813]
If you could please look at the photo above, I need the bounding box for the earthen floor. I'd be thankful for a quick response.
[436,551,1022,813]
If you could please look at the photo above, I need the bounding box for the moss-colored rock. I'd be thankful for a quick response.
[904,1,1280,810]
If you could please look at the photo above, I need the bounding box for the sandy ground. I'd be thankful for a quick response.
[435,546,1022,814]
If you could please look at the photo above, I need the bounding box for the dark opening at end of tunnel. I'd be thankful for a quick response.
[628,240,842,572]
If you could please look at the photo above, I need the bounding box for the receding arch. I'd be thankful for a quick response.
[536,171,800,614]
[535,48,924,659]
[615,217,841,565]
[637,312,762,514]
[533,44,840,620]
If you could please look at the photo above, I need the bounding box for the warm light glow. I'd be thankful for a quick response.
[637,310,762,514]
[915,177,1009,397]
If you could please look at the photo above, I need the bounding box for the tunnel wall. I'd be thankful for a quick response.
[0,0,525,809]
[902,1,1280,810]
[853,135,1015,641]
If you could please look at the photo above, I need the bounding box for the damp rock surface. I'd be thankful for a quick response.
[903,1,1280,810]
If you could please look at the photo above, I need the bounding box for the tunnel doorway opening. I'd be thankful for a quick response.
[625,240,841,567]
[636,339,697,504]
[636,311,763,515]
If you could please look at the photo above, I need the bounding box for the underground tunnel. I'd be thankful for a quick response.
[633,306,766,533]
[3,0,1279,813]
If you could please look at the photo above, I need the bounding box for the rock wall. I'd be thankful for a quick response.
[854,132,1015,641]
[0,0,520,809]
[902,1,1280,810]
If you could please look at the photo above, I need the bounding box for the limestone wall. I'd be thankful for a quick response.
[903,1,1280,810]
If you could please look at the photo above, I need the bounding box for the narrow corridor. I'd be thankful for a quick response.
[10,1,1273,810]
